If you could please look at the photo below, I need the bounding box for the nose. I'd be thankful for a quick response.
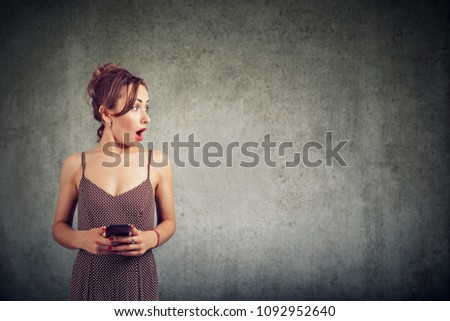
[141,109,151,123]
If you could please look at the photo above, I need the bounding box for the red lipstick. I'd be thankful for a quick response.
[136,128,146,141]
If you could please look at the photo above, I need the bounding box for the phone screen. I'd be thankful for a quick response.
[105,224,132,237]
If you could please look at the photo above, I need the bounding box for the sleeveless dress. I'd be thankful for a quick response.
[69,150,158,300]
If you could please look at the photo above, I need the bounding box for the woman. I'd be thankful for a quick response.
[52,63,175,300]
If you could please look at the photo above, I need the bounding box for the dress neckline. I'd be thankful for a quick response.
[80,176,153,198]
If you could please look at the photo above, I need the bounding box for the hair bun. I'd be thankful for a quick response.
[92,62,118,79]
[88,62,120,98]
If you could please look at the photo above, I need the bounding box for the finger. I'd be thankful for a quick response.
[111,243,139,252]
[99,247,115,255]
[98,243,114,251]
[111,244,134,251]
[97,237,113,246]
[99,226,106,237]
[109,236,136,244]
[114,250,142,256]
[119,235,141,244]
[129,235,140,244]
[130,225,139,236]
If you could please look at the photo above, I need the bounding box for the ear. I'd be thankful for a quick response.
[98,105,111,124]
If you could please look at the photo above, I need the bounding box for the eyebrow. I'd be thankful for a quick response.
[136,99,149,103]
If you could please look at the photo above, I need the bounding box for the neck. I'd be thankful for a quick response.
[95,129,141,155]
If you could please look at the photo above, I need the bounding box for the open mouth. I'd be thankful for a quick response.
[135,128,146,141]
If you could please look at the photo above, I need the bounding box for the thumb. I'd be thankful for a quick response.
[130,224,139,236]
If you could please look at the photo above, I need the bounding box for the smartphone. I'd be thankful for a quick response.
[105,224,132,238]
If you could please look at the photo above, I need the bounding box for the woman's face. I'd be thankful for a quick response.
[110,84,151,145]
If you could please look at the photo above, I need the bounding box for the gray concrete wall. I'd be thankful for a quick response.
[0,0,449,300]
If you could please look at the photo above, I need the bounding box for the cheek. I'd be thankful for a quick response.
[117,115,136,130]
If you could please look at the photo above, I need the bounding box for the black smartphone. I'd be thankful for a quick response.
[105,224,132,238]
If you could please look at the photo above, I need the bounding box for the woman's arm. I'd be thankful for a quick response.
[52,153,111,255]
[152,150,176,246]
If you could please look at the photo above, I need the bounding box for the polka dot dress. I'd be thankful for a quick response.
[69,150,158,300]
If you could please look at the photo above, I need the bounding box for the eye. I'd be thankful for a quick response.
[145,106,149,113]
[131,105,138,111]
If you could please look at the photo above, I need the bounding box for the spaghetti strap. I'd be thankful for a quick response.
[81,152,86,177]
[147,150,152,180]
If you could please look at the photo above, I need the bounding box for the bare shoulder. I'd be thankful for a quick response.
[149,149,172,180]
[150,149,169,166]
[60,152,82,180]
[64,152,82,169]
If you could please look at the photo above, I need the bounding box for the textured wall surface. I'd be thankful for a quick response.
[0,0,449,300]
